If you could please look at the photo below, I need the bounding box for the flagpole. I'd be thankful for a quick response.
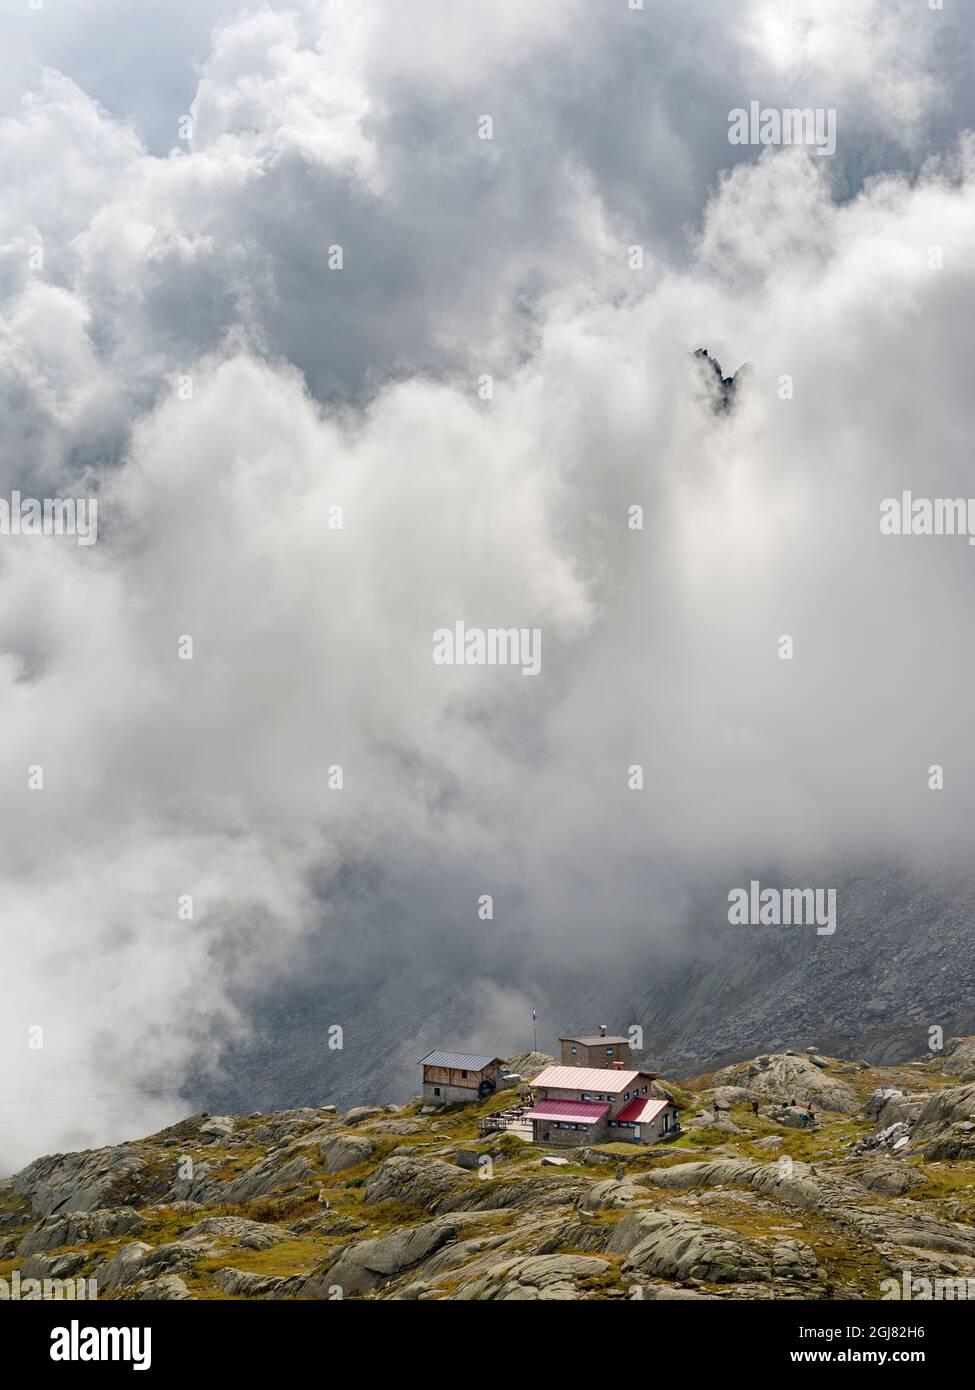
[532,1009,537,1053]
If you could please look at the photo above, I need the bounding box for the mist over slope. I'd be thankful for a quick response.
[196,866,975,1118]
[3,2,975,1170]
[635,868,975,1077]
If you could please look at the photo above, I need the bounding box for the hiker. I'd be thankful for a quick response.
[807,1105,816,1126]
[789,1096,797,1107]
[712,1101,720,1119]
[751,1100,759,1117]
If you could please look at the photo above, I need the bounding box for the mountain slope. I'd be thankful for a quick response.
[5,1043,975,1301]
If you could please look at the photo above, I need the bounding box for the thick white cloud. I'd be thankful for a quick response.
[2,1,974,1166]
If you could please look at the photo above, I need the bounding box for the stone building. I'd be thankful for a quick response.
[524,1063,680,1147]
[559,1026,632,1070]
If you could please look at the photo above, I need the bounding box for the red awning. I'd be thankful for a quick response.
[524,1100,611,1124]
[614,1097,671,1125]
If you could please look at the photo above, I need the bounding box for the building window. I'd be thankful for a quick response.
[624,1091,630,1100]
[570,1046,577,1055]
[606,1046,613,1056]
[461,1070,467,1078]
[434,1087,441,1096]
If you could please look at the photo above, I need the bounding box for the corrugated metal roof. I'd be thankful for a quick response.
[419,1050,500,1072]
[614,1096,672,1125]
[530,1065,653,1093]
[524,1100,611,1124]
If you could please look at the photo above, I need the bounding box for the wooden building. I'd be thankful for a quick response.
[419,1050,506,1105]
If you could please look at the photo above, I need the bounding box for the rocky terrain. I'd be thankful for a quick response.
[5,1041,975,1301]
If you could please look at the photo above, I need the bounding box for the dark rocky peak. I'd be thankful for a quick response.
[691,348,750,414]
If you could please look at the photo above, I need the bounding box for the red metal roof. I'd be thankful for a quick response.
[614,1096,672,1125]
[529,1065,654,1093]
[524,1099,611,1124]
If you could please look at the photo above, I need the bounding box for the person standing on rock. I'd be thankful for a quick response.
[752,1100,759,1117]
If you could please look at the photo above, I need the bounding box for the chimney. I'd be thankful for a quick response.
[599,1024,607,1037]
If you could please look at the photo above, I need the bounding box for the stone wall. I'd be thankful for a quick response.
[532,1119,610,1147]
[422,1082,481,1105]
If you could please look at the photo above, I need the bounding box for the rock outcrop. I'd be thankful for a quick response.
[6,1044,975,1301]
[711,1054,858,1113]
[363,1156,465,1209]
[606,1208,822,1290]
[446,1254,611,1301]
[319,1135,374,1175]
[297,1217,465,1297]
[18,1206,146,1256]
[941,1038,975,1082]
[181,1216,291,1250]
[12,1147,148,1216]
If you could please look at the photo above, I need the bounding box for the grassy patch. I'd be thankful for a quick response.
[195,1235,325,1281]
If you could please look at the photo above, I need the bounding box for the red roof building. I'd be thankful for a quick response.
[530,1064,655,1093]
[525,1063,680,1149]
[523,1099,611,1125]
[613,1096,671,1126]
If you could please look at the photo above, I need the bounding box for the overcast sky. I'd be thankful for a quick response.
[2,0,974,1169]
